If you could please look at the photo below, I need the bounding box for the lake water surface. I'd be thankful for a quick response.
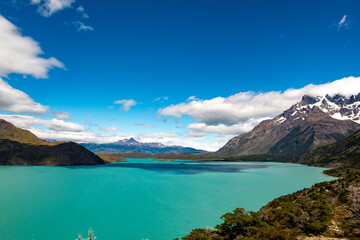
[0,158,333,240]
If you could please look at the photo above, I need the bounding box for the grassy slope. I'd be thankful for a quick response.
[0,119,49,145]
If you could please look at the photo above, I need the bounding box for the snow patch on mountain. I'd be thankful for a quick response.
[274,94,360,125]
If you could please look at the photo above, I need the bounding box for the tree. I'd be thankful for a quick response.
[76,228,96,240]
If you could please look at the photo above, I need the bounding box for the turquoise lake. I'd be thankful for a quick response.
[0,158,334,240]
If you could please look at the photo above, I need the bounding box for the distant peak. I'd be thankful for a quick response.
[114,138,140,145]
[126,138,138,143]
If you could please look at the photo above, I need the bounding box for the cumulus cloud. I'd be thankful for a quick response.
[73,21,93,31]
[0,15,64,78]
[0,78,49,114]
[160,76,360,138]
[338,15,349,30]
[184,117,269,138]
[0,114,84,132]
[136,131,224,151]
[114,99,137,112]
[31,0,75,17]
[160,77,360,125]
[134,123,155,128]
[51,111,71,120]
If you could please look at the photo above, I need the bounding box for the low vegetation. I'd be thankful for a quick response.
[177,168,360,239]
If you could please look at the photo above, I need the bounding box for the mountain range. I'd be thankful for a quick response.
[217,94,360,157]
[81,138,206,154]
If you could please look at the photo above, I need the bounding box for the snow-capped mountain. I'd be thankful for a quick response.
[217,94,360,157]
[292,94,360,123]
[113,138,166,148]
[82,138,206,154]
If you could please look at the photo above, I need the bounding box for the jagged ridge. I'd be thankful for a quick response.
[217,94,360,157]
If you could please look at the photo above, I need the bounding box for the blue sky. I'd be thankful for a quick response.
[0,0,360,150]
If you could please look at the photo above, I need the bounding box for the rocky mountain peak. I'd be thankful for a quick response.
[300,95,318,105]
[216,93,360,157]
[272,94,360,126]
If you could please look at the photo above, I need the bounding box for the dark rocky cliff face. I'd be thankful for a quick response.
[0,119,105,166]
[216,95,360,158]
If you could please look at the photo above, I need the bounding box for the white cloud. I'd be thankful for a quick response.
[160,76,360,125]
[76,5,89,19]
[114,99,137,112]
[0,114,106,142]
[0,114,84,132]
[338,15,349,30]
[31,0,75,17]
[52,111,71,120]
[99,126,120,132]
[136,131,224,151]
[81,13,90,19]
[73,21,93,31]
[154,96,168,101]
[76,5,84,12]
[0,15,64,78]
[0,78,49,114]
[160,76,360,137]
[187,96,198,101]
[134,123,155,128]
[184,117,269,138]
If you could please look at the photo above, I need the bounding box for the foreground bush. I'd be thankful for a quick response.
[76,228,96,240]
